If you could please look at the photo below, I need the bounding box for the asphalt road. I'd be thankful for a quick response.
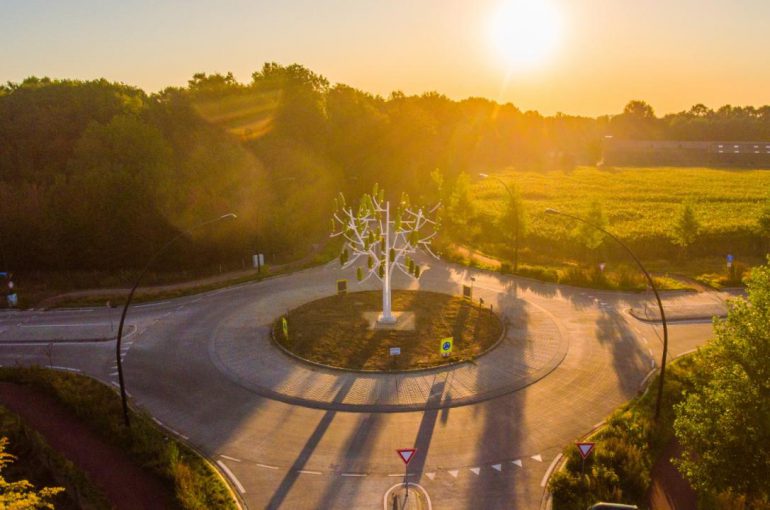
[0,259,724,509]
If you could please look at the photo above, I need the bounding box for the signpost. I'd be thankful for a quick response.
[726,253,734,268]
[396,448,416,498]
[440,337,453,357]
[389,347,401,356]
[576,441,595,475]
[462,284,472,302]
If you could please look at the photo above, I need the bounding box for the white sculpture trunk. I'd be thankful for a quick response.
[379,201,396,324]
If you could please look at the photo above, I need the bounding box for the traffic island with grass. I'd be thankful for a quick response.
[274,290,503,371]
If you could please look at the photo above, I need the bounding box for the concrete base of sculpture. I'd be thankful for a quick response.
[363,311,416,331]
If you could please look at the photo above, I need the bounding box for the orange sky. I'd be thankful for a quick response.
[2,0,769,116]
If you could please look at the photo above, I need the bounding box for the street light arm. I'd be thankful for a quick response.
[546,208,669,422]
[115,213,237,427]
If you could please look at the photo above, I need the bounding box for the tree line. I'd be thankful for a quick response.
[1,65,769,273]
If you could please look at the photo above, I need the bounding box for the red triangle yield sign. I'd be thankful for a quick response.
[397,448,417,465]
[576,442,595,459]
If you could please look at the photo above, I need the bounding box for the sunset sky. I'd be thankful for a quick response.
[2,0,769,116]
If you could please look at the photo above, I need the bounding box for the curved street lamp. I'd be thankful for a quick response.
[115,213,237,427]
[480,173,521,272]
[545,208,669,422]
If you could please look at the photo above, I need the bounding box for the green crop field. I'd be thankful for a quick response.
[474,166,770,239]
[460,166,770,288]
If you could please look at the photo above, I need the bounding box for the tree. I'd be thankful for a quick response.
[674,261,770,505]
[499,183,526,272]
[672,202,701,254]
[331,184,439,324]
[758,202,770,253]
[576,201,606,257]
[445,172,475,241]
[0,437,63,509]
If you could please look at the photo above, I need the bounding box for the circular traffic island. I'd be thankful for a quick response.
[273,290,503,371]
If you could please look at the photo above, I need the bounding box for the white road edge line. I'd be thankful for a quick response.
[341,473,367,477]
[298,470,322,475]
[541,453,563,488]
[220,455,241,463]
[257,463,278,470]
[216,460,246,494]
[49,366,81,373]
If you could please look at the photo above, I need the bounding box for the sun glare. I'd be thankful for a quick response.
[488,0,562,70]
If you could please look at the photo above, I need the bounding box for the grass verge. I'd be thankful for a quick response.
[0,366,238,510]
[276,290,502,371]
[0,403,111,509]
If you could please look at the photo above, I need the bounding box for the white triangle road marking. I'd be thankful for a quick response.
[470,467,480,475]
[448,470,459,478]
[425,472,435,480]
[492,464,502,471]
[531,454,543,462]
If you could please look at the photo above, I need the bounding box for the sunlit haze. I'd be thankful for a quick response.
[2,0,770,115]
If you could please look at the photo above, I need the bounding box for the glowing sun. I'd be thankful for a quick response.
[488,0,562,69]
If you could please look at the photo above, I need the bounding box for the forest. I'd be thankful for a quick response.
[1,63,770,274]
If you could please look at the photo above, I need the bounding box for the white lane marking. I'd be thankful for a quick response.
[492,464,502,472]
[541,453,563,488]
[110,381,119,388]
[20,322,111,328]
[341,473,366,477]
[425,472,435,480]
[257,463,278,470]
[216,460,245,494]
[108,371,119,377]
[298,470,322,475]
[512,459,522,467]
[470,467,480,475]
[220,455,241,463]
[50,366,81,373]
[388,473,415,477]
[531,454,543,462]
[134,301,171,308]
[448,470,459,478]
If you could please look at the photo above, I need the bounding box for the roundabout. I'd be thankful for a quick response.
[209,271,568,412]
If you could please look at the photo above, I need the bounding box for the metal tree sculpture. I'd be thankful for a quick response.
[331,184,440,324]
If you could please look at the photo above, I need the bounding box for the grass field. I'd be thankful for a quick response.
[276,290,502,371]
[466,166,770,286]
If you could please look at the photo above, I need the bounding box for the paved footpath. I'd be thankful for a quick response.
[0,257,727,509]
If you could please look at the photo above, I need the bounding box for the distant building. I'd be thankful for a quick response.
[601,138,770,167]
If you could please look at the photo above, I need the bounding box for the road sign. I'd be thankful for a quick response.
[576,442,595,459]
[337,279,347,294]
[281,317,288,338]
[397,448,416,465]
[727,254,734,268]
[440,337,453,356]
[389,347,401,356]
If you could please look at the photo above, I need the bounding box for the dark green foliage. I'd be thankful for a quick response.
[674,261,770,506]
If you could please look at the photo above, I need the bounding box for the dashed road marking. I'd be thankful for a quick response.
[470,467,480,475]
[492,464,502,472]
[448,470,459,478]
[531,454,543,462]
[388,473,414,477]
[341,473,366,477]
[216,460,246,494]
[298,470,322,475]
[425,472,435,480]
[512,459,522,468]
[257,463,278,470]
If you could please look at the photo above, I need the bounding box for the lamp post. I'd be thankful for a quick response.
[545,208,669,422]
[479,173,520,272]
[115,213,237,427]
